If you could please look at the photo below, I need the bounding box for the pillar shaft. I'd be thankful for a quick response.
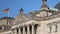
[19,28,21,34]
[27,25,30,34]
[13,29,17,34]
[32,25,34,34]
[23,27,26,34]
[36,24,40,34]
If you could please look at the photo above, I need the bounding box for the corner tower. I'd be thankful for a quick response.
[41,0,49,11]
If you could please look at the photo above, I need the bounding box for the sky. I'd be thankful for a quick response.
[0,0,60,18]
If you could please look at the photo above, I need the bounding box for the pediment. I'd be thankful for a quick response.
[13,14,32,25]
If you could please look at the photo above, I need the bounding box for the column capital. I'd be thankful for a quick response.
[31,23,35,26]
[22,25,26,28]
[26,24,30,27]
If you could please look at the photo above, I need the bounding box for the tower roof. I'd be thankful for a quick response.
[41,3,48,8]
[41,0,49,11]
[41,0,48,8]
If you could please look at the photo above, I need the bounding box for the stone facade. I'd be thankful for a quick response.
[0,0,60,34]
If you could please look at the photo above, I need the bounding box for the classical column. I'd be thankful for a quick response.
[13,29,17,34]
[19,28,21,34]
[27,25,30,34]
[40,23,45,34]
[32,24,34,34]
[36,24,40,34]
[23,26,26,34]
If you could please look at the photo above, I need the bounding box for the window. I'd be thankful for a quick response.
[55,25,58,32]
[48,26,52,33]
[47,23,52,33]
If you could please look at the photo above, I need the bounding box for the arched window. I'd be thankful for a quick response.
[48,26,52,33]
[47,23,52,33]
[55,24,58,32]
[54,22,58,32]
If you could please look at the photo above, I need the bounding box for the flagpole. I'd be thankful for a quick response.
[7,9,9,25]
[8,11,9,17]
[3,8,9,25]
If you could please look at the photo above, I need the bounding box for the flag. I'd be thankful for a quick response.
[3,8,9,12]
